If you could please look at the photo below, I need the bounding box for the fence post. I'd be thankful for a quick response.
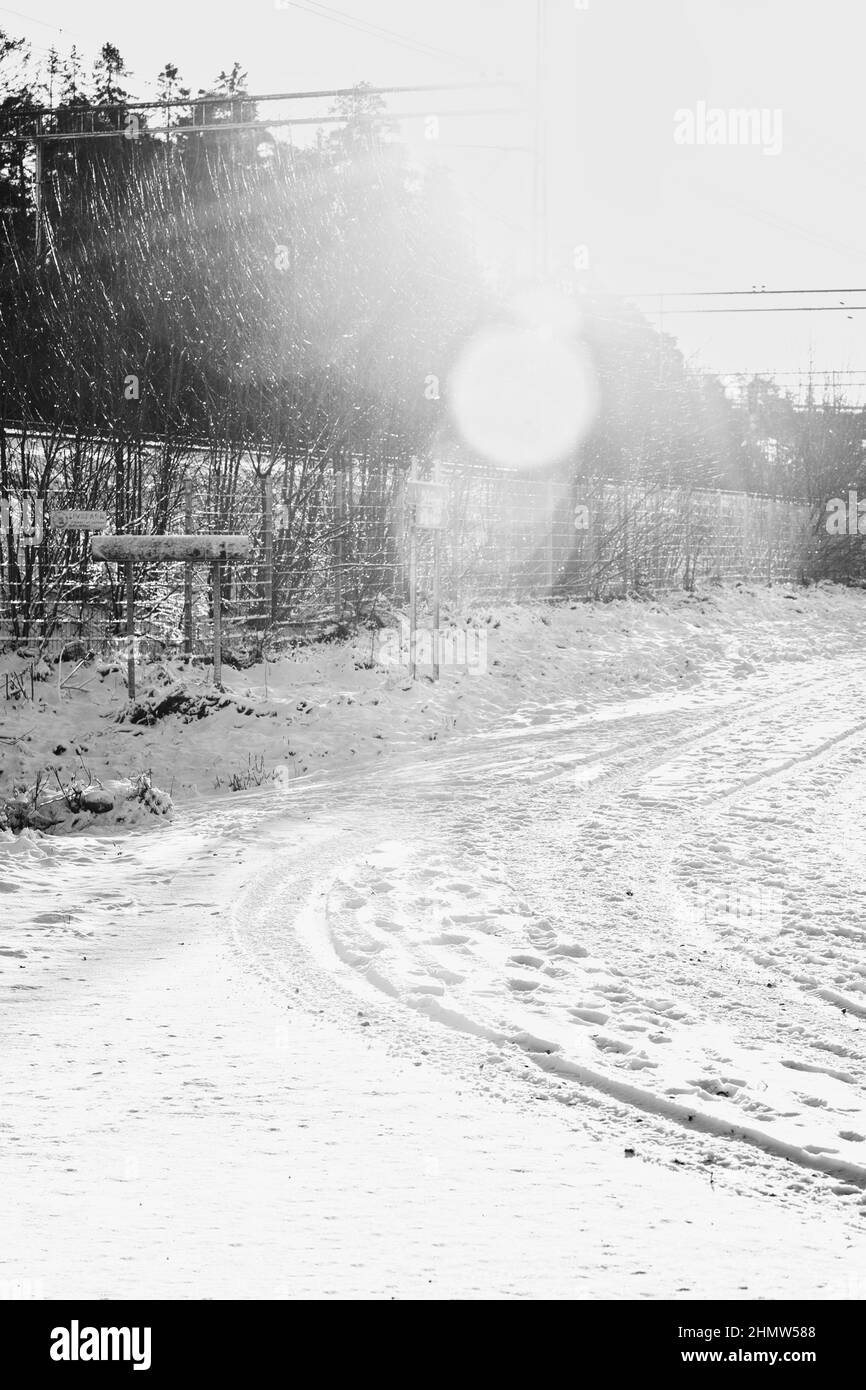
[589,481,600,597]
[125,559,135,702]
[408,458,418,681]
[183,478,193,655]
[114,442,125,628]
[212,560,222,687]
[546,479,555,592]
[584,480,593,597]
[767,496,774,586]
[432,461,441,681]
[684,496,692,590]
[262,473,274,627]
[620,483,629,592]
[333,461,344,618]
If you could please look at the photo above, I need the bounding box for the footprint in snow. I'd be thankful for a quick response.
[593,1034,632,1055]
[570,1007,609,1024]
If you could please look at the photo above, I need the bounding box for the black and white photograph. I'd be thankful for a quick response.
[0,0,863,1347]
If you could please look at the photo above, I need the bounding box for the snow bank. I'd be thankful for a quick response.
[2,582,865,829]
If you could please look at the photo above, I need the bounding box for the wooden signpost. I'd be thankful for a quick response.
[91,534,251,698]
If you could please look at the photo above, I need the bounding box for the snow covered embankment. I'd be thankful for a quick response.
[2,581,866,826]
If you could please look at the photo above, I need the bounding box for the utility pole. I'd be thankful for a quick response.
[34,114,43,259]
[533,0,548,280]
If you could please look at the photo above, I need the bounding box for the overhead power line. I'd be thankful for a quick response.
[0,4,82,35]
[624,286,866,299]
[663,305,866,315]
[277,0,485,72]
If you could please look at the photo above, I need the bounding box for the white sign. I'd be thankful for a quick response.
[51,509,109,531]
[409,481,447,530]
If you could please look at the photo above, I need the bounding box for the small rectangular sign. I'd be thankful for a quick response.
[51,509,109,531]
[409,481,447,530]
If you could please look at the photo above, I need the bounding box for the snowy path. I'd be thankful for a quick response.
[2,650,866,1297]
[305,655,866,1199]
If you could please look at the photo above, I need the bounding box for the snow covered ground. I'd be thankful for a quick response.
[2,583,866,1298]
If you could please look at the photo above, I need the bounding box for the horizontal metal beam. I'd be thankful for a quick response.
[92,534,251,563]
[12,108,522,143]
[11,81,524,121]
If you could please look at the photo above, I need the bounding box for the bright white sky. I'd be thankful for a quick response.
[5,0,866,396]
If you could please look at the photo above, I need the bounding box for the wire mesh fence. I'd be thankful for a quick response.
[0,447,820,657]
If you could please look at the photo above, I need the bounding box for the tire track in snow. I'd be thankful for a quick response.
[272,657,866,1202]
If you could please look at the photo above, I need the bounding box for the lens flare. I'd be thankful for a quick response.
[448,323,597,471]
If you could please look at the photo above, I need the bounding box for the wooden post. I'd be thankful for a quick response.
[432,463,441,681]
[125,559,135,702]
[212,560,222,687]
[767,496,774,586]
[263,473,274,627]
[183,478,193,655]
[333,462,344,618]
[114,442,125,630]
[683,497,690,590]
[621,483,630,593]
[408,459,418,681]
[586,480,595,597]
[432,530,441,679]
[546,479,555,593]
[409,527,418,682]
